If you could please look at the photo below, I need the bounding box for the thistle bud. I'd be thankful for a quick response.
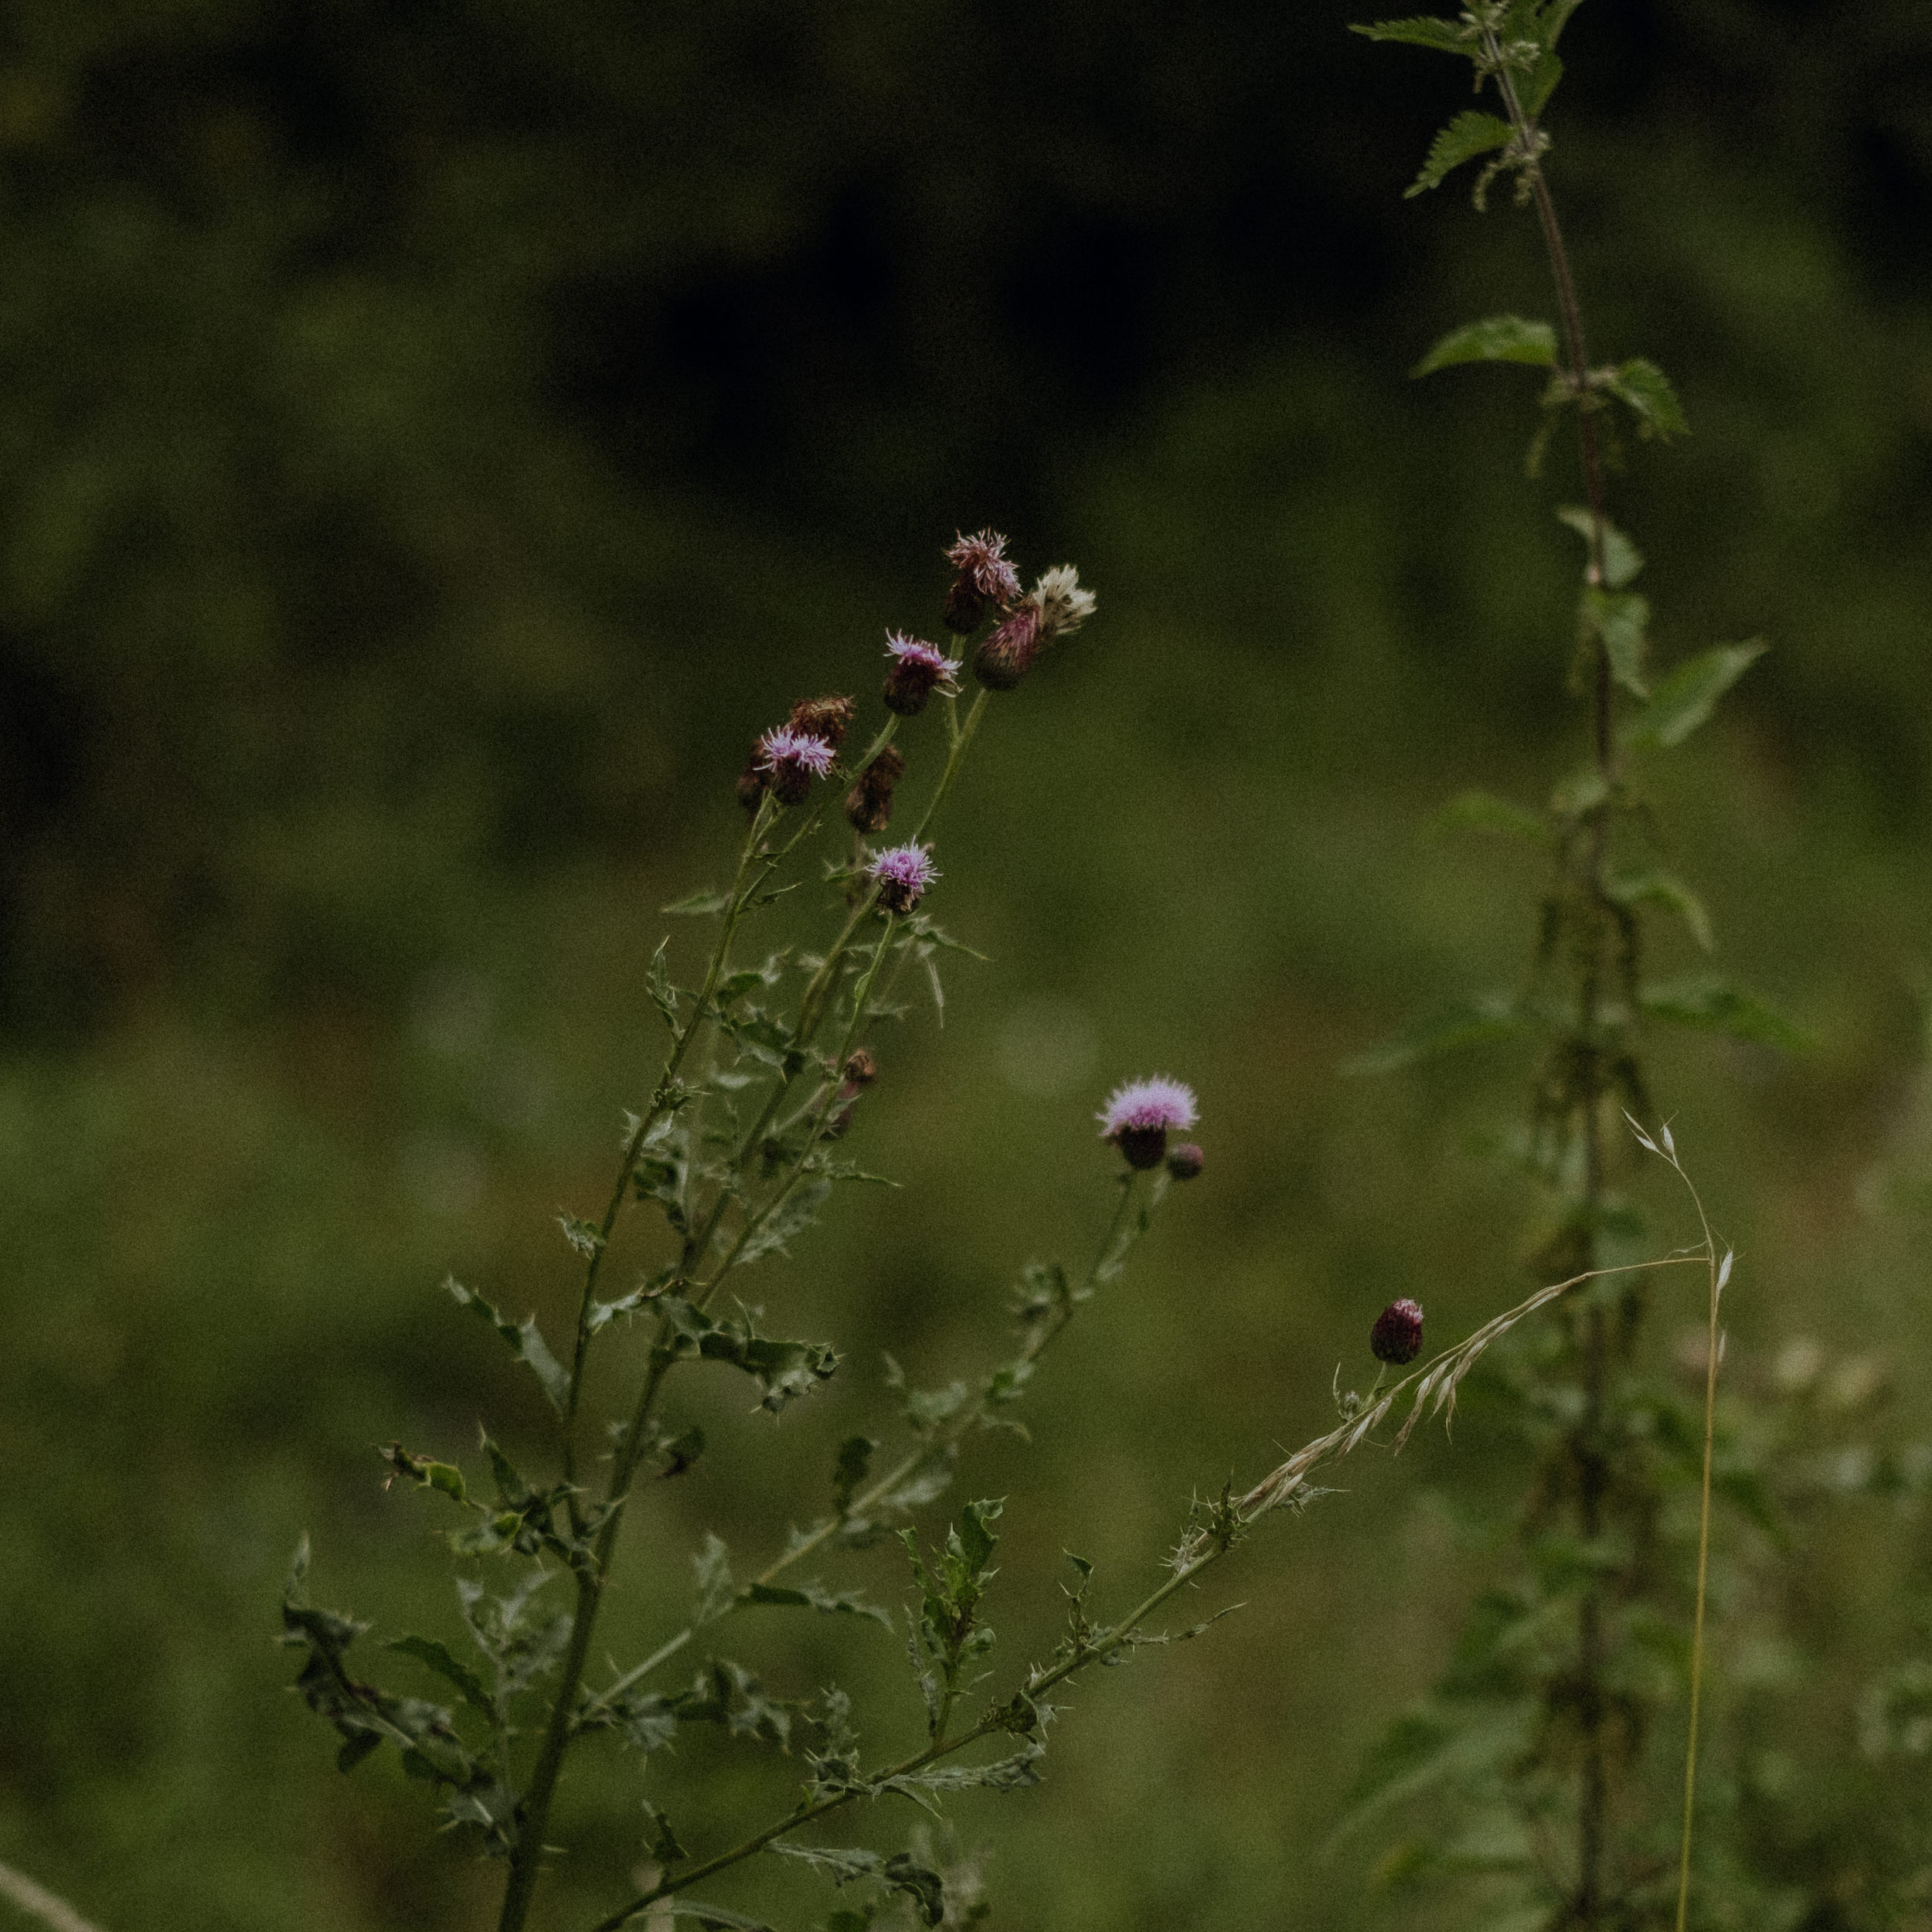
[1096,1077,1199,1172]
[844,745,906,833]
[757,726,837,807]
[824,1048,879,1141]
[787,694,855,751]
[868,841,939,915]
[883,633,961,716]
[1165,1142,1205,1182]
[842,1049,879,1088]
[943,529,1021,634]
[1370,1298,1424,1366]
[972,602,1043,691]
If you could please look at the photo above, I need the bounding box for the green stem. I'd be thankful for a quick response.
[574,1171,1157,1732]
[560,795,777,1502]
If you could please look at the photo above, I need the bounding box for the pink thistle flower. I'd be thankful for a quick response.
[943,528,1021,633]
[1097,1076,1199,1170]
[757,725,837,806]
[883,631,962,716]
[868,841,939,914]
[1370,1298,1424,1366]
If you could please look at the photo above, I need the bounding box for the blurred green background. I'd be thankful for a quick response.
[3,1,1932,1927]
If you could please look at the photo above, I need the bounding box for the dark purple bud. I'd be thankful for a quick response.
[972,604,1043,691]
[1370,1298,1424,1366]
[1165,1142,1205,1182]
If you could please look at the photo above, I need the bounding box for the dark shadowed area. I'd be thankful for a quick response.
[2,2,1931,1928]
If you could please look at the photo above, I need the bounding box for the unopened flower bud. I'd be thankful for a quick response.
[972,602,1043,691]
[1097,1077,1199,1171]
[1370,1298,1424,1366]
[842,1049,879,1088]
[844,745,906,833]
[943,529,1021,634]
[757,726,837,807]
[735,747,770,815]
[883,633,961,716]
[1165,1142,1205,1182]
[787,694,855,751]
[868,841,939,915]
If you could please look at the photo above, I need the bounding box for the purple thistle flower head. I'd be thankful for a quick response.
[757,726,838,805]
[1370,1298,1425,1366]
[868,840,940,914]
[1097,1076,1199,1169]
[943,528,1022,633]
[883,631,962,716]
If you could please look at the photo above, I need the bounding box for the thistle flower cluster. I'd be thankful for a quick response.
[1097,1075,1199,1171]
[939,528,1097,695]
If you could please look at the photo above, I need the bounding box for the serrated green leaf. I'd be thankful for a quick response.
[1406,111,1514,196]
[662,888,731,917]
[658,1297,840,1413]
[1555,505,1643,587]
[1522,47,1563,115]
[737,1179,833,1267]
[386,1635,497,1719]
[1603,356,1688,440]
[1620,641,1766,751]
[1435,789,1553,845]
[1605,869,1714,952]
[1413,315,1556,377]
[1350,13,1475,54]
[1346,994,1526,1075]
[1581,586,1651,699]
[1641,976,1808,1052]
[885,1741,1046,1792]
[446,1278,570,1413]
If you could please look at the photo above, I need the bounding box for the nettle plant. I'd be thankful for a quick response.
[1340,6,1811,1931]
[281,524,1730,1932]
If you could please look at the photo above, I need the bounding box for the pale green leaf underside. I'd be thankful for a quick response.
[1414,315,1556,377]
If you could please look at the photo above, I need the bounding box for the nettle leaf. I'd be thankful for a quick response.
[1350,14,1476,55]
[445,1278,570,1414]
[1413,315,1556,377]
[740,1580,893,1629]
[658,1296,840,1413]
[1581,587,1652,699]
[662,888,731,917]
[1406,111,1512,197]
[1641,976,1808,1052]
[1605,870,1714,953]
[1333,1707,1534,1841]
[1435,788,1553,846]
[1347,994,1526,1075]
[1603,356,1688,440]
[1555,505,1643,588]
[1522,46,1564,116]
[1620,641,1766,751]
[1549,764,1611,819]
[772,1846,947,1928]
[386,1634,497,1720]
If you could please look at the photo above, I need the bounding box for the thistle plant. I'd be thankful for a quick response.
[1343,5,1797,1928]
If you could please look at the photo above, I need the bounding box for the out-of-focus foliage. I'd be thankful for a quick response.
[2,2,1931,1929]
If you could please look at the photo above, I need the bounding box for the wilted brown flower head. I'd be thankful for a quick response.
[844,744,906,834]
[1032,564,1097,641]
[971,602,1043,691]
[787,693,856,751]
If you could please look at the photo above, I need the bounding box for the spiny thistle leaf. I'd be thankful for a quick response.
[445,1278,570,1413]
